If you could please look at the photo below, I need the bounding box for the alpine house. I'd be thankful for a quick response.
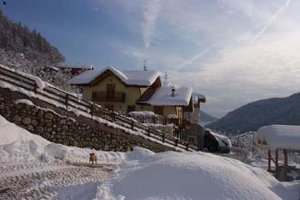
[69,66,205,126]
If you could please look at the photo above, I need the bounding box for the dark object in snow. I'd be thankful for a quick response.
[89,153,97,165]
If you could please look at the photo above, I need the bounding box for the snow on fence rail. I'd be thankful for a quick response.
[0,65,193,151]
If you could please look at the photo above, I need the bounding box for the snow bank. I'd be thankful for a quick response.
[0,115,125,164]
[129,111,158,116]
[97,147,299,200]
[257,125,300,150]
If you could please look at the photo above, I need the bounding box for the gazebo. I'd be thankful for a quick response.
[257,125,300,181]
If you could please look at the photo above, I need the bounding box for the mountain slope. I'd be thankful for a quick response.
[200,111,217,122]
[0,9,64,62]
[206,93,300,134]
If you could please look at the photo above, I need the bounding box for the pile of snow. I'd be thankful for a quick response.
[167,114,178,119]
[257,125,300,150]
[128,111,158,116]
[97,147,299,200]
[0,115,124,164]
[69,66,160,86]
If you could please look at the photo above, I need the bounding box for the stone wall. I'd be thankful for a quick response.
[0,87,174,152]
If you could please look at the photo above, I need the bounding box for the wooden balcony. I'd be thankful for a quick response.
[92,91,126,102]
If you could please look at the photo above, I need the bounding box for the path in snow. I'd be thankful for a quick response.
[0,161,116,199]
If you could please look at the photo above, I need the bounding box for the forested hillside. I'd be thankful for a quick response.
[207,93,300,134]
[0,9,64,63]
[0,9,77,91]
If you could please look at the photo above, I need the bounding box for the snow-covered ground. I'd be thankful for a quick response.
[0,114,124,199]
[0,114,299,199]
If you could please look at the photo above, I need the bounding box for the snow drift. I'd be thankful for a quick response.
[0,114,299,200]
[97,147,299,200]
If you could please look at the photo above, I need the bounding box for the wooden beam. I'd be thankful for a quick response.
[268,150,271,172]
[275,149,278,174]
[283,149,288,181]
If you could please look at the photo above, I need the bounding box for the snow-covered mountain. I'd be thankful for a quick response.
[207,93,300,134]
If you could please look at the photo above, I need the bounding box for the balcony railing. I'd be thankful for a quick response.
[92,91,126,102]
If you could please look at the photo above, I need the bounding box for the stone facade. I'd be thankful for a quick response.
[0,87,174,152]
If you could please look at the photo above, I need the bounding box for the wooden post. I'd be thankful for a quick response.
[131,121,134,130]
[111,113,115,121]
[162,134,165,143]
[275,149,278,174]
[147,128,151,137]
[65,94,69,108]
[268,150,271,172]
[283,149,288,181]
[34,82,38,93]
[186,143,189,151]
[90,104,94,117]
[175,138,178,147]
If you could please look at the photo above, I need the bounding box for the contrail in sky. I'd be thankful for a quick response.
[143,0,164,50]
[177,44,217,69]
[252,0,291,42]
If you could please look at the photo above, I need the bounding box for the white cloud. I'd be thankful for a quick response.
[169,32,300,117]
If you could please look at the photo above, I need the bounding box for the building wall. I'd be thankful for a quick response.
[82,74,147,114]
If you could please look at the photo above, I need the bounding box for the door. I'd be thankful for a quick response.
[154,106,164,115]
[106,84,115,101]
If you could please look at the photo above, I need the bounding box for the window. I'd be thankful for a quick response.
[188,136,196,144]
[106,84,115,100]
[154,106,163,115]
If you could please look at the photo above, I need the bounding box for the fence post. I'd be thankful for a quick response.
[34,82,38,93]
[162,134,165,143]
[131,120,134,130]
[90,104,94,117]
[111,112,115,121]
[65,94,69,108]
[175,138,178,147]
[186,143,189,151]
[147,128,151,136]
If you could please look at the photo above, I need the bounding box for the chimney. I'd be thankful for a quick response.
[171,88,175,97]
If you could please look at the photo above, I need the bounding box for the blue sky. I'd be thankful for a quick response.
[2,0,300,117]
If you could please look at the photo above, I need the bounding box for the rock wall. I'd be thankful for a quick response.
[0,87,173,152]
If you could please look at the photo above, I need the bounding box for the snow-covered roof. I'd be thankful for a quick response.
[140,86,193,106]
[69,66,160,86]
[193,92,206,100]
[210,131,232,148]
[257,125,300,150]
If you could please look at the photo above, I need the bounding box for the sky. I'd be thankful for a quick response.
[2,0,300,117]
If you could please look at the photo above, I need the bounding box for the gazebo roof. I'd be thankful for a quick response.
[257,125,300,150]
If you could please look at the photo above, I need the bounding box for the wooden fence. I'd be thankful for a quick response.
[0,65,197,151]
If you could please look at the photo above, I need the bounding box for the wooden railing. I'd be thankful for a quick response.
[0,65,197,151]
